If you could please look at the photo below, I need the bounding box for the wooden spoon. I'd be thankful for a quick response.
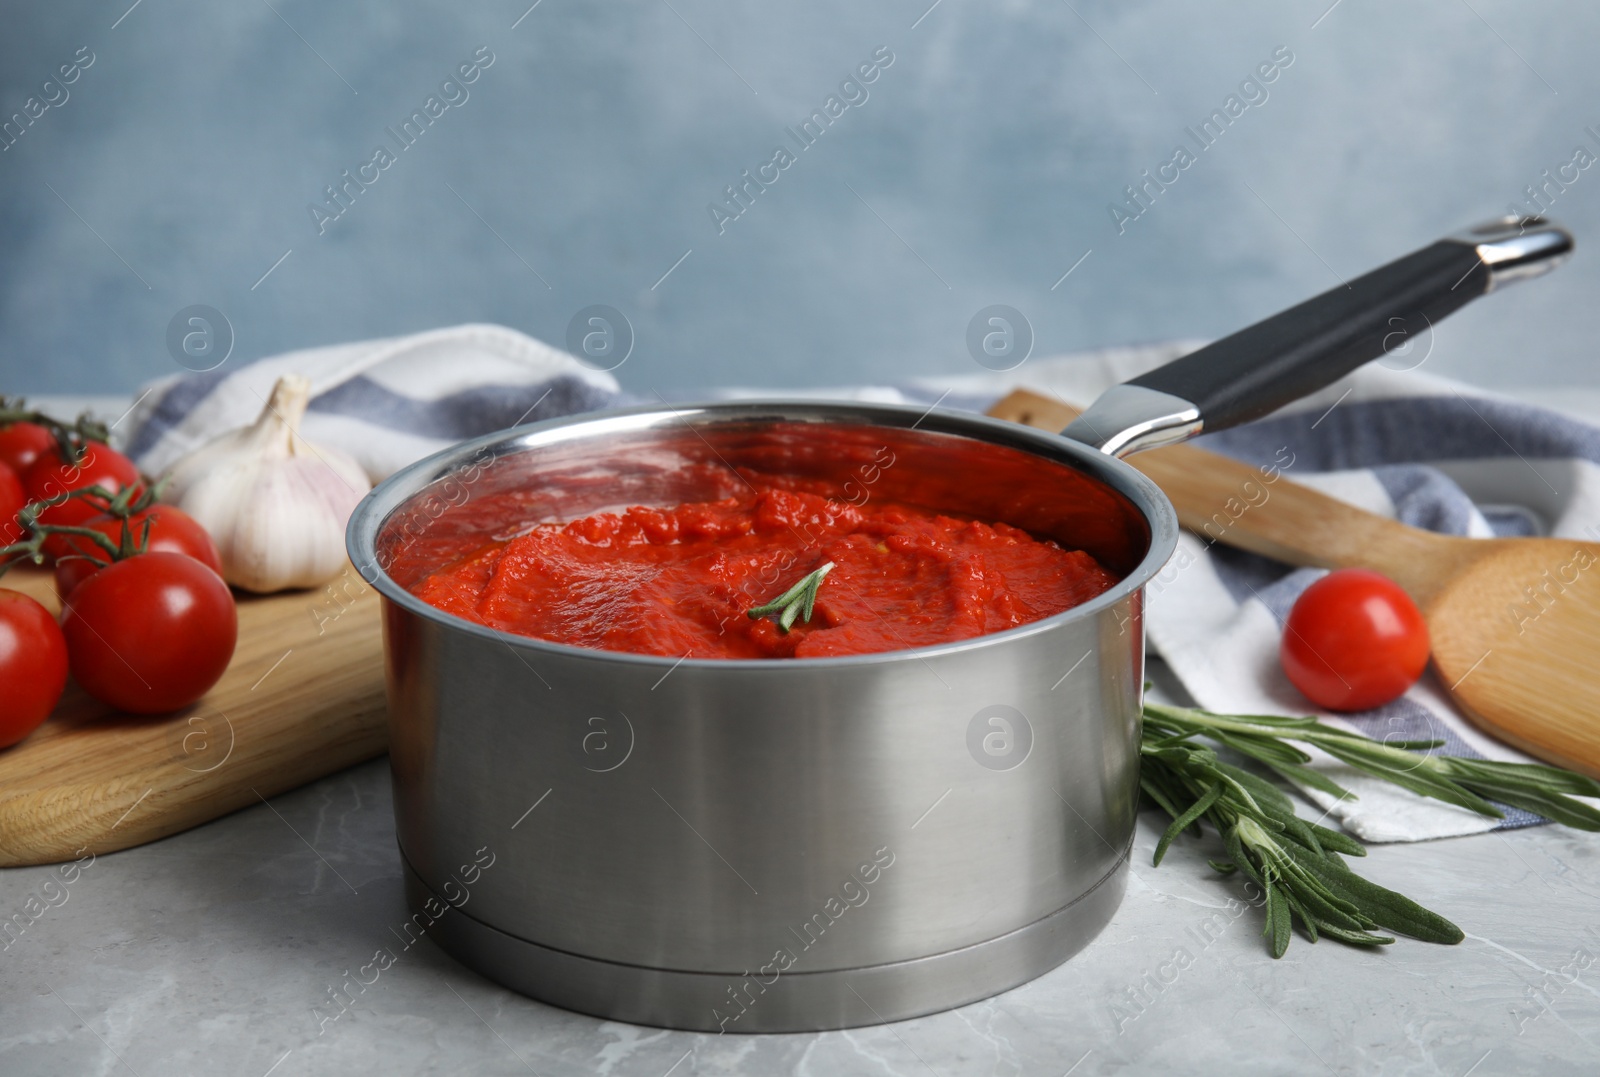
[989,389,1600,779]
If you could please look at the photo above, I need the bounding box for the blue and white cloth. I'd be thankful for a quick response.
[123,327,1600,842]
[122,323,621,483]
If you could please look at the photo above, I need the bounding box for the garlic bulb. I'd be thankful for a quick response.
[159,374,371,593]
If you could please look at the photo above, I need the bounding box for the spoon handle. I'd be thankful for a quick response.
[990,390,1461,605]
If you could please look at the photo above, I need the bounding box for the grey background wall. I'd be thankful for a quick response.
[1,0,1595,397]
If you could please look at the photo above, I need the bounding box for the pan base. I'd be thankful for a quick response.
[402,847,1129,1033]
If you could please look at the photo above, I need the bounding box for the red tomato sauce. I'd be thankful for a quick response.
[408,484,1119,659]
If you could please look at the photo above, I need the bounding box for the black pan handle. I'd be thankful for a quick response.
[1062,216,1573,457]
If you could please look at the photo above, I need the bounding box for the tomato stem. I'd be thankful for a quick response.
[0,486,148,576]
[0,395,113,466]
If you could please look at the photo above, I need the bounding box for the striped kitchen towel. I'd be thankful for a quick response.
[124,330,1600,841]
[121,323,624,482]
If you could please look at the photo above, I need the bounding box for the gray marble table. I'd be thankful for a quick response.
[4,658,1599,1077]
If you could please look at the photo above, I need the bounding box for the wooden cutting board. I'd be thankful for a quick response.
[0,565,387,867]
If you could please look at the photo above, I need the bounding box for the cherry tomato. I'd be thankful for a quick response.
[53,506,223,596]
[1280,568,1430,712]
[23,443,143,557]
[61,552,237,714]
[0,462,24,547]
[0,421,58,476]
[0,589,70,747]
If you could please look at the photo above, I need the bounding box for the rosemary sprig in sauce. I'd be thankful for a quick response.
[747,562,835,633]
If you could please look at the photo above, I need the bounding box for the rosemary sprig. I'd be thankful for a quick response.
[747,561,835,632]
[1140,701,1600,957]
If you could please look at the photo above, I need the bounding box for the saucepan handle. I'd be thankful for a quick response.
[1062,216,1573,457]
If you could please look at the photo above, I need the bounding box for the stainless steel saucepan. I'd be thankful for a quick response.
[347,218,1570,1033]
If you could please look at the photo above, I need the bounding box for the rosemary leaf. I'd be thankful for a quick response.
[1280,841,1465,944]
[1306,822,1366,859]
[1310,740,1504,819]
[1266,877,1292,958]
[1317,924,1396,947]
[1154,783,1222,866]
[747,562,835,633]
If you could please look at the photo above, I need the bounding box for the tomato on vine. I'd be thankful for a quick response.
[0,422,57,476]
[2,402,124,544]
[2,466,237,717]
[53,505,222,595]
[0,588,69,747]
[25,443,144,534]
[0,462,24,547]
[61,552,237,714]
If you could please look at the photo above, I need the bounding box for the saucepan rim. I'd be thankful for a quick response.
[345,399,1180,669]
